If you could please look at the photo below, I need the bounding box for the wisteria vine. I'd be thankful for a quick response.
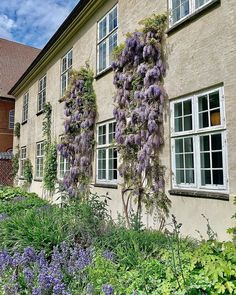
[112,14,170,226]
[58,65,96,198]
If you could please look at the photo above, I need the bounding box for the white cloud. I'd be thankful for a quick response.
[0,0,78,48]
[0,14,15,40]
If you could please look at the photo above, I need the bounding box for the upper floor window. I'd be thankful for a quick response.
[169,0,213,25]
[61,49,73,96]
[170,87,227,191]
[22,92,29,123]
[20,146,27,177]
[97,6,118,74]
[35,141,44,179]
[38,75,46,113]
[96,121,117,184]
[9,109,14,129]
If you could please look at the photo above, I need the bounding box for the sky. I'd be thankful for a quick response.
[0,0,79,49]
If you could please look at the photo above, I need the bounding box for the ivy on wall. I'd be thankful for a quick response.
[58,65,97,199]
[112,14,170,227]
[12,145,20,178]
[14,122,21,138]
[23,158,33,184]
[42,103,58,192]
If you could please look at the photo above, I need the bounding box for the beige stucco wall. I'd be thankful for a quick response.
[14,0,236,240]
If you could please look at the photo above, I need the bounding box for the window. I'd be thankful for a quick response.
[169,0,213,25]
[9,109,14,129]
[59,156,70,179]
[97,6,118,74]
[61,49,72,96]
[35,142,44,179]
[96,121,117,184]
[38,75,46,112]
[20,147,27,177]
[171,87,227,191]
[22,92,29,123]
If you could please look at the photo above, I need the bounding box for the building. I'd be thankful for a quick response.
[9,0,236,240]
[0,38,40,152]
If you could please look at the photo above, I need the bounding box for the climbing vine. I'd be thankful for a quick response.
[42,102,58,192]
[23,158,33,184]
[58,65,97,198]
[112,14,170,227]
[14,122,21,138]
[12,145,20,177]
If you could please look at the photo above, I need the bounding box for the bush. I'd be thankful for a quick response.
[0,186,38,201]
[0,205,70,255]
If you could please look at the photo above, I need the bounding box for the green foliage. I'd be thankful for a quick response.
[43,142,58,192]
[12,148,20,177]
[23,158,33,184]
[112,43,125,60]
[14,122,21,138]
[227,197,236,241]
[42,102,52,144]
[0,205,69,255]
[139,13,167,34]
[0,186,38,201]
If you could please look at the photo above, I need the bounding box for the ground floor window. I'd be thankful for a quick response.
[35,142,44,179]
[20,146,27,177]
[96,121,117,184]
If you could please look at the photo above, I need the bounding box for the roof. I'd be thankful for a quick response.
[0,38,40,99]
[9,0,93,96]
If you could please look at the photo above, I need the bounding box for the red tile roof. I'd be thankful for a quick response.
[0,38,40,99]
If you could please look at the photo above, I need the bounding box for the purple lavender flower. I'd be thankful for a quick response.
[103,250,115,261]
[0,213,9,222]
[23,267,34,287]
[102,284,114,295]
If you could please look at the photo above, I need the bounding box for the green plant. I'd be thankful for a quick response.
[23,158,33,184]
[14,122,21,138]
[227,197,236,241]
[0,186,38,200]
[0,205,69,255]
[12,147,20,177]
[43,142,58,192]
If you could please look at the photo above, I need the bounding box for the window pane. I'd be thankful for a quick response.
[185,154,193,168]
[175,138,183,153]
[109,32,117,64]
[109,7,117,32]
[68,51,73,68]
[213,170,223,185]
[184,116,192,131]
[62,57,67,72]
[195,0,208,8]
[98,125,106,145]
[212,152,223,168]
[209,91,219,109]
[99,41,107,72]
[175,118,183,132]
[176,169,184,184]
[109,122,116,143]
[198,95,208,111]
[200,135,209,151]
[199,111,209,128]
[211,134,222,150]
[183,100,192,115]
[184,137,193,152]
[186,170,194,183]
[210,110,221,126]
[99,18,107,40]
[201,170,211,185]
[201,153,210,168]
[174,102,182,117]
[176,154,184,168]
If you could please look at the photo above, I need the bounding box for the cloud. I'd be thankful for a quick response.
[0,0,78,48]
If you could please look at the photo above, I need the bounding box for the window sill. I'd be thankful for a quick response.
[21,120,27,125]
[33,178,43,182]
[93,183,118,189]
[167,0,221,35]
[36,110,44,116]
[95,66,113,80]
[18,177,25,181]
[169,189,229,201]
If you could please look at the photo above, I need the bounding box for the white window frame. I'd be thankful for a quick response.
[170,86,228,192]
[97,5,118,74]
[38,75,46,113]
[22,92,29,123]
[58,155,70,179]
[20,146,27,178]
[60,49,73,97]
[169,0,213,26]
[9,109,14,129]
[35,141,44,179]
[96,120,117,185]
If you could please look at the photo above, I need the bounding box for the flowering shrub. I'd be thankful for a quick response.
[58,65,96,198]
[112,14,170,225]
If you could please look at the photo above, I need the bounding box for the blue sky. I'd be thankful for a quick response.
[0,0,79,48]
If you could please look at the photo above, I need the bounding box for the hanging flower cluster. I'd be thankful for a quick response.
[58,65,96,198]
[112,14,170,221]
